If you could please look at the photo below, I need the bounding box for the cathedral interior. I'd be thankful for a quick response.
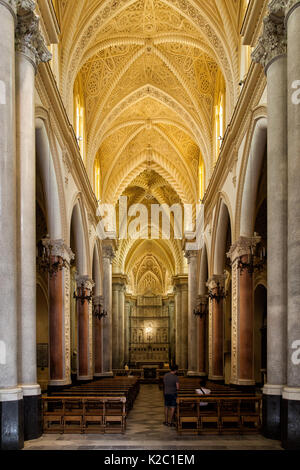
[0,0,300,451]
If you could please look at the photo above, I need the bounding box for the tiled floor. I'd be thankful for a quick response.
[24,384,283,450]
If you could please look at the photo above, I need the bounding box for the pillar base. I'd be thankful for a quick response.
[208,375,224,381]
[97,372,114,377]
[22,385,42,441]
[230,379,255,386]
[77,375,93,381]
[262,384,283,440]
[0,388,24,450]
[48,379,72,387]
[282,388,300,450]
[187,371,201,377]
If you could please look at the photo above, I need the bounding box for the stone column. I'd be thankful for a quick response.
[46,240,74,388]
[124,299,131,365]
[173,281,182,368]
[118,283,126,368]
[112,274,127,369]
[0,0,21,451]
[282,0,300,450]
[15,7,51,440]
[207,274,227,381]
[185,250,199,376]
[112,282,120,369]
[101,240,116,376]
[196,295,208,376]
[169,298,175,366]
[252,3,287,439]
[228,236,261,386]
[93,295,104,376]
[181,280,188,371]
[75,275,94,380]
[173,275,188,369]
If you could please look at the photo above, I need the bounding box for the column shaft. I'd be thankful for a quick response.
[0,0,23,451]
[181,285,188,370]
[112,286,120,369]
[186,252,198,375]
[93,296,104,376]
[208,275,226,381]
[101,241,116,376]
[283,2,300,449]
[252,6,288,440]
[76,276,94,380]
[49,266,64,381]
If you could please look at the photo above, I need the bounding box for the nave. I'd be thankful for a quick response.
[24,384,282,451]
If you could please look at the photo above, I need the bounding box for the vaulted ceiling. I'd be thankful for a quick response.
[55,0,245,287]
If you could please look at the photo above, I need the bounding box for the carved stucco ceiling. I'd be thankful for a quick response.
[58,0,244,277]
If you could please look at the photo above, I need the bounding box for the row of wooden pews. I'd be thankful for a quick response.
[43,377,139,434]
[169,378,262,435]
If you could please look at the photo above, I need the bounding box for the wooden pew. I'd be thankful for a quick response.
[176,396,261,435]
[42,396,126,434]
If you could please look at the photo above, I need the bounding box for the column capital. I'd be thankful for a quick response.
[227,235,261,263]
[102,239,117,262]
[112,273,128,289]
[42,238,75,265]
[93,295,104,306]
[197,294,209,305]
[172,274,188,289]
[15,7,51,69]
[184,250,198,264]
[75,275,94,292]
[207,273,227,290]
[252,13,286,71]
[269,0,287,16]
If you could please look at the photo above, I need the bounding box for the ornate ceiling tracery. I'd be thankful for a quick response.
[58,0,243,288]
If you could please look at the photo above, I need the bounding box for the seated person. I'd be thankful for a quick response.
[196,381,211,406]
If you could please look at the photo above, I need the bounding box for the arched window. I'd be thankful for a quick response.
[214,71,226,162]
[198,155,205,202]
[73,74,86,160]
[93,153,101,202]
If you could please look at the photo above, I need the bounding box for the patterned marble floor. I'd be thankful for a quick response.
[24,384,283,450]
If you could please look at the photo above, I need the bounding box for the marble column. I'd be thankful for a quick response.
[124,300,131,365]
[252,4,287,439]
[75,275,94,380]
[185,250,199,376]
[181,280,188,371]
[118,283,126,368]
[207,275,227,381]
[168,299,175,366]
[47,240,74,388]
[173,281,182,368]
[173,275,188,369]
[101,240,116,376]
[282,0,300,450]
[112,282,120,369]
[228,237,261,386]
[15,5,51,440]
[112,274,127,369]
[197,248,208,376]
[93,295,104,376]
[0,0,21,451]
[196,295,208,376]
